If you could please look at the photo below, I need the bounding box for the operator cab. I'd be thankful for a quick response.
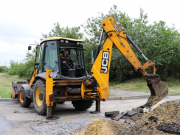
[34,37,86,79]
[59,47,85,77]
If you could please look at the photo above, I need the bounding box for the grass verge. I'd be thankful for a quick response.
[0,73,26,98]
[0,73,27,80]
[110,77,180,94]
[0,88,12,98]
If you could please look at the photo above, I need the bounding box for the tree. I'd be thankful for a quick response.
[82,5,180,82]
[41,22,83,40]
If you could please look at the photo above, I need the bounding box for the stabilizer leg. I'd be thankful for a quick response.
[46,106,59,120]
[46,106,52,119]
[90,100,101,114]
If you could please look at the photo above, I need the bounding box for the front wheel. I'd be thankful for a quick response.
[33,80,46,115]
[18,87,31,107]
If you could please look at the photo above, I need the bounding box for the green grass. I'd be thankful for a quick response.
[0,73,27,80]
[0,73,26,98]
[110,78,180,94]
[165,78,180,94]
[0,77,14,87]
[109,94,118,97]
[0,88,12,98]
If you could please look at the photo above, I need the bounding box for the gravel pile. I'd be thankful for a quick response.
[31,118,109,135]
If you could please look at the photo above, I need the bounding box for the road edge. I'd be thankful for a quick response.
[108,93,180,100]
[1,93,180,101]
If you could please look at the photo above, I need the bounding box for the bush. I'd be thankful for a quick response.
[8,69,16,75]
[0,66,5,72]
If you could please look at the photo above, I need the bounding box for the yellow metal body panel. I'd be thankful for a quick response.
[46,70,54,106]
[140,61,156,75]
[29,68,37,87]
[81,83,85,99]
[91,38,112,101]
[101,17,142,70]
[54,96,81,100]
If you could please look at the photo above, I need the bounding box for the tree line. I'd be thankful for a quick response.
[0,66,7,73]
[7,5,180,82]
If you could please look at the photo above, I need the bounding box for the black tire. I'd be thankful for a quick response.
[33,80,46,115]
[52,103,56,111]
[72,100,93,110]
[58,101,65,104]
[18,87,31,107]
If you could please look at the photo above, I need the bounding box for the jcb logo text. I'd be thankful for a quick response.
[101,51,109,74]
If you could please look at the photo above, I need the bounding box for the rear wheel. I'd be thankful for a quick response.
[18,87,31,107]
[58,101,65,104]
[72,100,93,110]
[52,103,56,111]
[33,80,46,115]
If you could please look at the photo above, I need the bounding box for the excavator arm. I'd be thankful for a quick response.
[99,17,155,76]
[89,17,168,108]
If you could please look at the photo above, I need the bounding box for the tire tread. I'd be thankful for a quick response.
[72,100,93,110]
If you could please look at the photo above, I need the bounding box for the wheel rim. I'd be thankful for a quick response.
[19,92,24,103]
[36,88,43,107]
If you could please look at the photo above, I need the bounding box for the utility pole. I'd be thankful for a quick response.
[5,61,6,73]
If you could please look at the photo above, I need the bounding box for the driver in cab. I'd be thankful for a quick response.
[60,49,75,75]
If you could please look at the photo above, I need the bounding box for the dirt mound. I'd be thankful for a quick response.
[74,99,180,135]
[137,99,180,125]
[73,119,165,135]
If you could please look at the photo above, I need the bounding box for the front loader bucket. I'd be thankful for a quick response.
[142,74,168,108]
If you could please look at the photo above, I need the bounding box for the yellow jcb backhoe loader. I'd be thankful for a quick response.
[12,17,168,118]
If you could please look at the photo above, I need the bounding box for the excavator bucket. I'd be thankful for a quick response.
[141,74,168,108]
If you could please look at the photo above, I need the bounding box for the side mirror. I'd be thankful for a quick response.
[34,62,39,65]
[28,46,32,50]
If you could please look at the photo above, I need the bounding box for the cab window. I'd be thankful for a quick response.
[44,41,59,72]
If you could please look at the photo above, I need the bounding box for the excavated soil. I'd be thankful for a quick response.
[74,99,180,135]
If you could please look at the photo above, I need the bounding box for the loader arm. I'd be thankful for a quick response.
[90,17,168,108]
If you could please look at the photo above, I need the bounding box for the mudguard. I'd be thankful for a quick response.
[21,84,31,99]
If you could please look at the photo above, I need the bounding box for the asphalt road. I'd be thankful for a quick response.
[0,95,180,135]
[0,117,11,135]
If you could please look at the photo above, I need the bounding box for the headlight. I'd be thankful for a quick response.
[49,71,57,78]
[60,40,64,42]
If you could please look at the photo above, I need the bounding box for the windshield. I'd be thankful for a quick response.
[70,49,78,64]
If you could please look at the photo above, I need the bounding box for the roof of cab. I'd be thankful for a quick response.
[40,37,84,44]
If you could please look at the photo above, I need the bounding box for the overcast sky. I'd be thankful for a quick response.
[0,0,179,67]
